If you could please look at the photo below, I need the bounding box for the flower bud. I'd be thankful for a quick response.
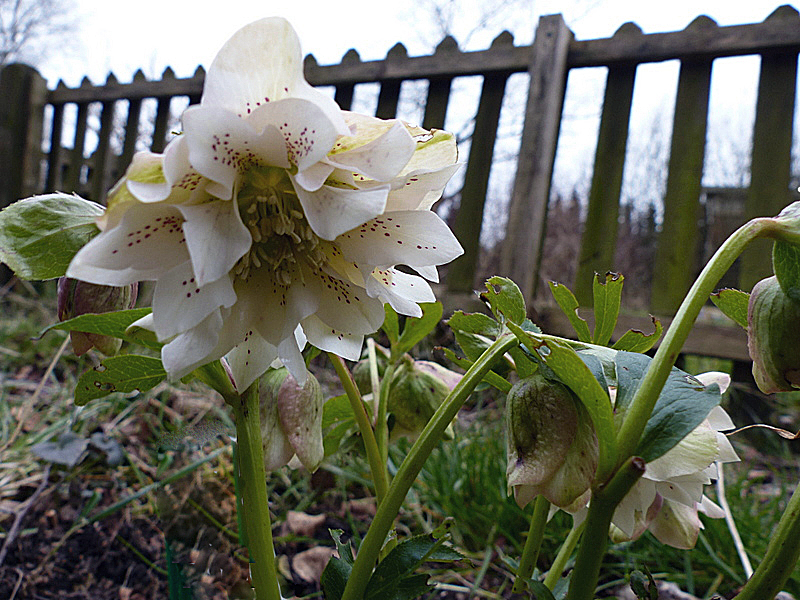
[747,276,800,393]
[386,359,462,440]
[57,277,138,356]
[259,368,324,472]
[506,372,598,509]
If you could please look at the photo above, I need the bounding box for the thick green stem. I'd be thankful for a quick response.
[543,520,585,590]
[513,495,550,592]
[340,333,519,600]
[329,353,390,504]
[232,381,282,600]
[566,458,646,600]
[615,219,769,466]
[376,360,396,469]
[735,480,800,600]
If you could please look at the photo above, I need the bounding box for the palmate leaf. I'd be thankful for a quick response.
[0,193,103,280]
[394,302,442,356]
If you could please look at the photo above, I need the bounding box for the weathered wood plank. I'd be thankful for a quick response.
[45,101,65,192]
[500,14,573,305]
[574,24,640,306]
[447,32,514,293]
[64,98,89,193]
[739,9,799,291]
[422,37,457,130]
[118,71,145,176]
[90,82,117,203]
[650,19,715,315]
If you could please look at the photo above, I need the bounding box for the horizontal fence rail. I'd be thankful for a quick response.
[2,5,800,362]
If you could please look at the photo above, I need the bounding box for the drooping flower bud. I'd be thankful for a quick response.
[506,372,598,509]
[747,276,800,393]
[57,277,138,356]
[386,358,462,440]
[259,367,324,472]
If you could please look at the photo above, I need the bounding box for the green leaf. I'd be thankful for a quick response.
[365,533,462,600]
[395,302,443,356]
[446,310,501,338]
[612,316,663,353]
[190,360,236,399]
[0,193,104,280]
[548,281,591,342]
[481,276,526,324]
[321,529,353,600]
[529,581,558,600]
[322,394,357,456]
[74,355,167,405]
[382,304,400,344]
[441,348,512,392]
[613,351,723,462]
[507,322,617,483]
[592,272,623,346]
[44,308,159,349]
[773,240,800,304]
[709,288,750,329]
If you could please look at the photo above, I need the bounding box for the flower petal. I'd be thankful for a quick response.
[383,163,462,212]
[648,500,702,550]
[365,268,435,317]
[301,314,364,360]
[177,199,251,286]
[328,119,415,182]
[312,269,385,335]
[336,210,463,268]
[293,181,388,241]
[161,309,225,380]
[225,328,279,393]
[67,204,189,285]
[151,261,237,341]
[128,137,209,205]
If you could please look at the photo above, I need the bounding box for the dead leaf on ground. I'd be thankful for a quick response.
[292,546,336,583]
[286,510,326,537]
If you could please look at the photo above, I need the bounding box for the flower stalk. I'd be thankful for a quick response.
[340,332,519,600]
[513,494,550,592]
[231,381,282,600]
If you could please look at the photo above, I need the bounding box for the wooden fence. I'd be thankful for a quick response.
[2,6,800,361]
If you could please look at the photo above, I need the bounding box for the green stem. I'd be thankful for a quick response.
[615,219,769,466]
[543,520,585,590]
[735,480,800,600]
[565,458,646,600]
[232,381,282,600]
[376,359,396,470]
[513,495,550,592]
[329,353,390,504]
[340,333,519,600]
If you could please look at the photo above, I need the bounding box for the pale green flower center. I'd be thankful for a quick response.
[234,167,326,284]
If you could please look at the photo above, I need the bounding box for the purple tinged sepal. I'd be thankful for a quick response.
[57,277,138,356]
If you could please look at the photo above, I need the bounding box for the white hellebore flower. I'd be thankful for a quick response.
[609,372,740,549]
[67,17,462,391]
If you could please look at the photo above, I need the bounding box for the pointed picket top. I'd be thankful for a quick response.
[765,4,800,22]
[613,22,643,37]
[55,79,68,90]
[79,76,92,88]
[132,69,146,82]
[105,72,118,85]
[161,66,176,80]
[434,35,459,54]
[386,42,408,60]
[303,53,318,71]
[341,48,362,64]
[192,65,206,79]
[490,30,514,49]
[684,14,718,31]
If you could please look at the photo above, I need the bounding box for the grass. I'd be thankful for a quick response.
[3,278,800,599]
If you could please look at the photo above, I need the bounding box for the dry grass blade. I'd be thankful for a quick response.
[0,464,51,568]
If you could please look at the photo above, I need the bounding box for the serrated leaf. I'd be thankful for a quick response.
[452,329,493,363]
[592,272,623,346]
[709,288,750,329]
[322,395,357,456]
[507,322,617,483]
[321,529,353,600]
[382,304,400,344]
[74,355,167,405]
[395,302,442,356]
[440,348,511,392]
[613,351,723,462]
[0,194,104,280]
[612,316,663,353]
[773,240,800,304]
[44,308,159,349]
[481,276,526,324]
[446,310,501,338]
[548,281,591,342]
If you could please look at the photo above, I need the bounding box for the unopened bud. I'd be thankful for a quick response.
[386,359,461,440]
[506,372,598,509]
[747,276,800,393]
[260,368,324,472]
[57,277,138,355]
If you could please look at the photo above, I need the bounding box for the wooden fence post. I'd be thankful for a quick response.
[573,23,640,305]
[738,5,800,292]
[500,14,572,307]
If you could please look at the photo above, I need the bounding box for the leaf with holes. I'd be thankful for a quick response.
[481,276,526,324]
[709,288,749,330]
[44,308,159,349]
[612,316,663,353]
[592,272,623,346]
[75,355,167,405]
[549,281,591,343]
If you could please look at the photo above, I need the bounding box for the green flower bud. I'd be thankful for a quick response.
[506,372,598,509]
[57,277,138,356]
[386,359,461,440]
[259,368,324,472]
[747,275,800,393]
